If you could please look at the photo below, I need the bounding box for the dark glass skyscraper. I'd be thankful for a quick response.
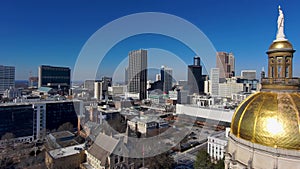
[0,65,15,94]
[161,65,173,93]
[38,65,71,93]
[188,56,204,94]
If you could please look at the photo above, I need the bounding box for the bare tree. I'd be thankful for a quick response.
[57,122,74,132]
[1,132,15,141]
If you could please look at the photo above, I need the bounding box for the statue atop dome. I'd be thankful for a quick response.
[275,5,287,41]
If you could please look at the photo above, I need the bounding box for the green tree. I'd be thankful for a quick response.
[214,158,225,169]
[194,149,212,169]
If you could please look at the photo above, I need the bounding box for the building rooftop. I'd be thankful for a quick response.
[48,143,85,159]
[208,131,227,141]
[50,131,74,140]
[37,87,53,93]
[130,115,167,124]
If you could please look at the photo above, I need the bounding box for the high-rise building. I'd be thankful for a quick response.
[216,52,235,79]
[187,56,204,94]
[94,81,103,100]
[161,65,173,93]
[84,79,101,91]
[210,68,219,96]
[0,65,15,95]
[38,65,71,93]
[241,70,256,80]
[101,76,112,98]
[127,49,147,100]
[0,100,82,143]
[218,77,244,98]
[125,67,128,85]
[225,6,300,168]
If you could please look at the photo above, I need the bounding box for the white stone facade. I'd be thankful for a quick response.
[225,133,300,169]
[207,132,228,161]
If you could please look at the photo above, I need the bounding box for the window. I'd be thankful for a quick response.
[271,66,274,78]
[227,65,231,73]
[225,55,229,63]
[285,66,289,77]
[278,66,282,78]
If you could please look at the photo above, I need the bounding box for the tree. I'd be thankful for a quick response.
[214,158,225,169]
[194,149,212,169]
[0,133,15,168]
[194,150,225,169]
[130,152,175,169]
[57,122,74,132]
[1,132,15,141]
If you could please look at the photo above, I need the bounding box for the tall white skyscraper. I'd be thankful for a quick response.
[0,65,15,94]
[210,68,220,96]
[94,81,103,100]
[127,49,148,100]
[161,65,173,93]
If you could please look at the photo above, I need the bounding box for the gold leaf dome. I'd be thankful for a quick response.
[231,92,300,150]
[269,40,293,50]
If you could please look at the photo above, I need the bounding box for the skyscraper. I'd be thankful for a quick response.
[0,65,15,94]
[216,52,235,79]
[125,67,128,85]
[210,68,219,96]
[187,56,204,94]
[38,65,71,93]
[127,49,147,100]
[94,81,103,100]
[161,65,173,93]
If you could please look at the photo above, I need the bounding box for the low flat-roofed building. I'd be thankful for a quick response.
[127,115,169,136]
[45,143,85,169]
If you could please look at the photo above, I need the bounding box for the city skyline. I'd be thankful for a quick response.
[1,1,300,80]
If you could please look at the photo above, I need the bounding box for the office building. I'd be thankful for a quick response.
[125,67,128,85]
[216,52,235,79]
[38,65,71,93]
[127,49,147,100]
[84,80,101,91]
[101,76,112,99]
[210,68,220,96]
[237,78,259,93]
[0,100,83,145]
[219,77,244,98]
[225,6,300,168]
[241,70,256,80]
[94,81,103,100]
[0,65,15,95]
[188,56,204,94]
[161,65,173,93]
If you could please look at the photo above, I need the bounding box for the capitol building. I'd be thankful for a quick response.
[225,6,300,169]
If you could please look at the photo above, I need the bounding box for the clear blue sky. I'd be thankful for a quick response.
[1,0,300,80]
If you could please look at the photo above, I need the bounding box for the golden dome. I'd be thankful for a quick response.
[231,92,300,150]
[269,40,293,50]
